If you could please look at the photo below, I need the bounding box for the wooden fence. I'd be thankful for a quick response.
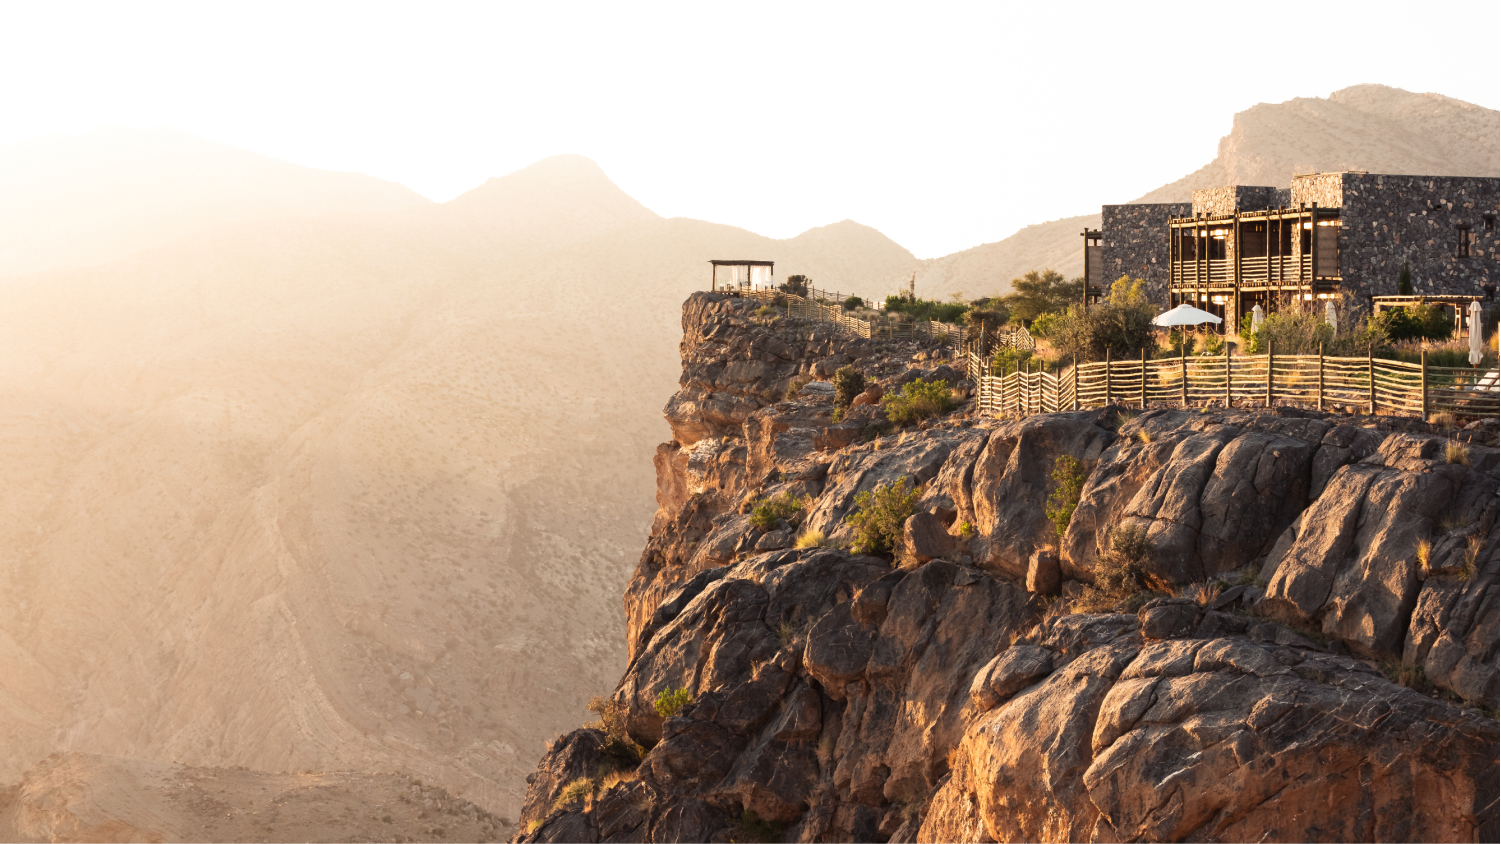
[969,345,1500,421]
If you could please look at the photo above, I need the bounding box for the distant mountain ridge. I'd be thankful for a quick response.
[906,84,1500,300]
[0,126,431,277]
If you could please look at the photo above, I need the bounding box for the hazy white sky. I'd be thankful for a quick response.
[3,1,1497,258]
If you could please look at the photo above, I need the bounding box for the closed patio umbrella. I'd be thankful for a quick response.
[1325,300,1338,335]
[1251,304,1264,333]
[1470,300,1484,366]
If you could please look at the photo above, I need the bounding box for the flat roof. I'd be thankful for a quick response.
[709,260,775,266]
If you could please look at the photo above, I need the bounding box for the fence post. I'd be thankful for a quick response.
[1266,340,1274,408]
[1225,343,1232,409]
[1421,349,1429,422]
[1105,349,1112,406]
[1140,348,1148,409]
[1367,343,1376,415]
[1072,354,1080,411]
[1180,352,1188,407]
[1317,342,1324,411]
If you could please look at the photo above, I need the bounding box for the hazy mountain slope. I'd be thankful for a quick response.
[0,126,431,277]
[0,753,510,842]
[910,84,1500,300]
[0,155,916,821]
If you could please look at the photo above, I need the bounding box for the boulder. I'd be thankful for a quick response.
[1026,549,1061,595]
[903,510,956,564]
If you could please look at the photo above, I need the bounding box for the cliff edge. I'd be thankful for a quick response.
[516,292,1499,843]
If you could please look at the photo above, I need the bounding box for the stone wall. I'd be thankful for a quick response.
[1191,186,1285,216]
[1338,173,1499,302]
[1290,173,1345,209]
[1100,203,1190,305]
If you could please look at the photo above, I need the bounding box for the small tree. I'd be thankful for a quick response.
[1001,269,1084,324]
[782,275,810,296]
[1397,262,1413,296]
[833,366,866,410]
[843,295,865,311]
[845,477,922,557]
[1044,456,1087,537]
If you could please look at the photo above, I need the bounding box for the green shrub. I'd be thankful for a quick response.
[883,295,970,324]
[756,305,777,318]
[781,275,809,297]
[881,378,954,425]
[1376,304,1454,342]
[845,477,922,557]
[958,520,975,539]
[991,347,1034,375]
[833,366,866,409]
[1030,309,1065,339]
[749,491,807,530]
[1044,455,1086,537]
[785,375,813,399]
[843,295,865,310]
[653,686,693,718]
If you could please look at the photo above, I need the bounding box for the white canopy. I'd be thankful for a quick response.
[1325,300,1338,335]
[1470,300,1484,366]
[1153,303,1223,327]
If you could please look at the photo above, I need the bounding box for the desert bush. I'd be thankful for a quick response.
[1094,524,1154,596]
[1046,277,1155,362]
[833,366,866,410]
[781,275,809,296]
[750,491,806,530]
[1000,269,1081,324]
[1029,309,1065,339]
[884,294,970,324]
[991,346,1034,375]
[958,520,975,539]
[653,686,693,718]
[1179,580,1223,606]
[845,477,922,557]
[756,305,778,318]
[1044,455,1086,537]
[843,295,865,311]
[881,378,954,425]
[785,374,813,399]
[550,777,597,813]
[1381,659,1428,692]
[586,695,644,763]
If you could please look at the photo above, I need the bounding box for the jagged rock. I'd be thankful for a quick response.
[903,510,956,564]
[1137,597,1201,639]
[968,644,1055,711]
[923,628,1499,843]
[1258,433,1499,661]
[971,412,1114,579]
[517,729,610,831]
[1025,549,1061,595]
[527,296,1501,844]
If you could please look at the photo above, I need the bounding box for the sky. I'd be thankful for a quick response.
[2,1,1497,259]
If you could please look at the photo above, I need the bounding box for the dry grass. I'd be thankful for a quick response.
[1137,429,1155,444]
[1429,411,1458,432]
[1179,580,1222,606]
[1446,441,1470,466]
[1416,539,1432,574]
[1461,535,1483,580]
[795,528,830,549]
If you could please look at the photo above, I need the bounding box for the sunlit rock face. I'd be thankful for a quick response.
[516,293,1498,843]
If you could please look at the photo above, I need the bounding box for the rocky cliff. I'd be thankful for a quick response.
[515,292,1499,843]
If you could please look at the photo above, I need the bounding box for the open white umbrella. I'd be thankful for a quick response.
[1153,303,1223,327]
[1325,300,1338,335]
[1251,304,1265,333]
[1470,300,1484,366]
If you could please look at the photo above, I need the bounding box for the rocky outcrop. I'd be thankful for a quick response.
[516,293,1499,843]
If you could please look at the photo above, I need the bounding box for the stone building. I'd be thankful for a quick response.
[1094,172,1499,332]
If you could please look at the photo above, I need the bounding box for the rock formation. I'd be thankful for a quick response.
[515,291,1498,843]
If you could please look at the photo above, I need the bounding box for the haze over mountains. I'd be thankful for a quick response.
[0,82,1495,835]
[0,145,916,824]
[907,84,1501,299]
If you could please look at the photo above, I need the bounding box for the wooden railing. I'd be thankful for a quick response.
[969,346,1499,421]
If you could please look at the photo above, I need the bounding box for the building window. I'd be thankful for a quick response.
[1485,213,1497,231]
[1457,225,1474,258]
